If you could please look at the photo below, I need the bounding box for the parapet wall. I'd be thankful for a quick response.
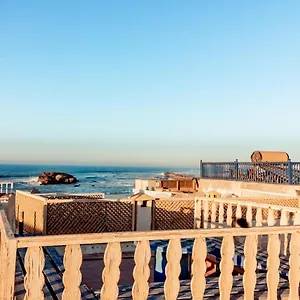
[199,178,300,198]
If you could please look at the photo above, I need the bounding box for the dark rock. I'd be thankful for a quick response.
[38,172,78,185]
[74,184,80,187]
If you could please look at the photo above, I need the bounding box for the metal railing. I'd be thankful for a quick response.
[200,159,300,185]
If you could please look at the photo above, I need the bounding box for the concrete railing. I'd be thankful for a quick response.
[1,206,300,298]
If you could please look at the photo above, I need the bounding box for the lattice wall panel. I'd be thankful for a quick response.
[47,201,132,235]
[153,200,194,230]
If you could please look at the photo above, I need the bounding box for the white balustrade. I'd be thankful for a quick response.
[0,182,14,194]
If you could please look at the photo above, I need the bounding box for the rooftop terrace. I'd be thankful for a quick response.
[1,190,300,299]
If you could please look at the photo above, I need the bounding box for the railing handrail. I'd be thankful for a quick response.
[196,196,300,213]
[0,205,15,240]
[14,225,300,248]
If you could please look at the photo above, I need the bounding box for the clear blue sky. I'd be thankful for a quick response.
[1,1,300,166]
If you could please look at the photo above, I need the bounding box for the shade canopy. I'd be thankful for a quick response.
[129,192,154,201]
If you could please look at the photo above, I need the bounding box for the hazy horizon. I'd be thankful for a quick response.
[1,1,300,166]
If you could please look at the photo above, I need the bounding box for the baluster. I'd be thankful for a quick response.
[243,235,258,300]
[219,235,234,300]
[280,210,288,256]
[5,184,8,194]
[256,207,262,227]
[293,212,300,226]
[24,247,45,300]
[288,232,300,300]
[267,208,275,226]
[132,240,151,300]
[246,205,252,227]
[0,184,2,193]
[236,204,242,220]
[101,242,122,300]
[267,234,280,300]
[203,199,209,229]
[0,235,17,300]
[226,204,232,227]
[164,239,182,300]
[62,244,82,300]
[194,198,201,229]
[191,237,207,299]
[219,202,224,227]
[211,201,217,229]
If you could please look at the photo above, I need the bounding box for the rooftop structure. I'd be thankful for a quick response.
[1,189,300,299]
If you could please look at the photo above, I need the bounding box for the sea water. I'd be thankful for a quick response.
[0,164,199,198]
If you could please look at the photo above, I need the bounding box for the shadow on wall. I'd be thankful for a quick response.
[151,205,195,231]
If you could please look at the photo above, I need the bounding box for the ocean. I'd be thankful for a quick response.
[0,164,199,198]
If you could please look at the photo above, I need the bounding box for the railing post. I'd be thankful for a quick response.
[288,159,292,185]
[234,159,239,181]
[199,160,203,178]
[194,198,201,229]
[0,238,17,300]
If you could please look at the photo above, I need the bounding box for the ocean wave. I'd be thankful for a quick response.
[85,176,107,179]
[105,191,131,195]
[0,174,36,178]
[12,177,39,184]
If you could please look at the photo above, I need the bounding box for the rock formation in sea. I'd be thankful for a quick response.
[38,172,78,185]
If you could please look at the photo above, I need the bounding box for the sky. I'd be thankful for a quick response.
[1,1,300,167]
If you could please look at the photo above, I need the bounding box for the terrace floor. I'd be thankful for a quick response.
[14,238,293,299]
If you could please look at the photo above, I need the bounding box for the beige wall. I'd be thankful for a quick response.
[135,200,152,231]
[135,179,157,191]
[15,191,47,234]
[199,178,300,197]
